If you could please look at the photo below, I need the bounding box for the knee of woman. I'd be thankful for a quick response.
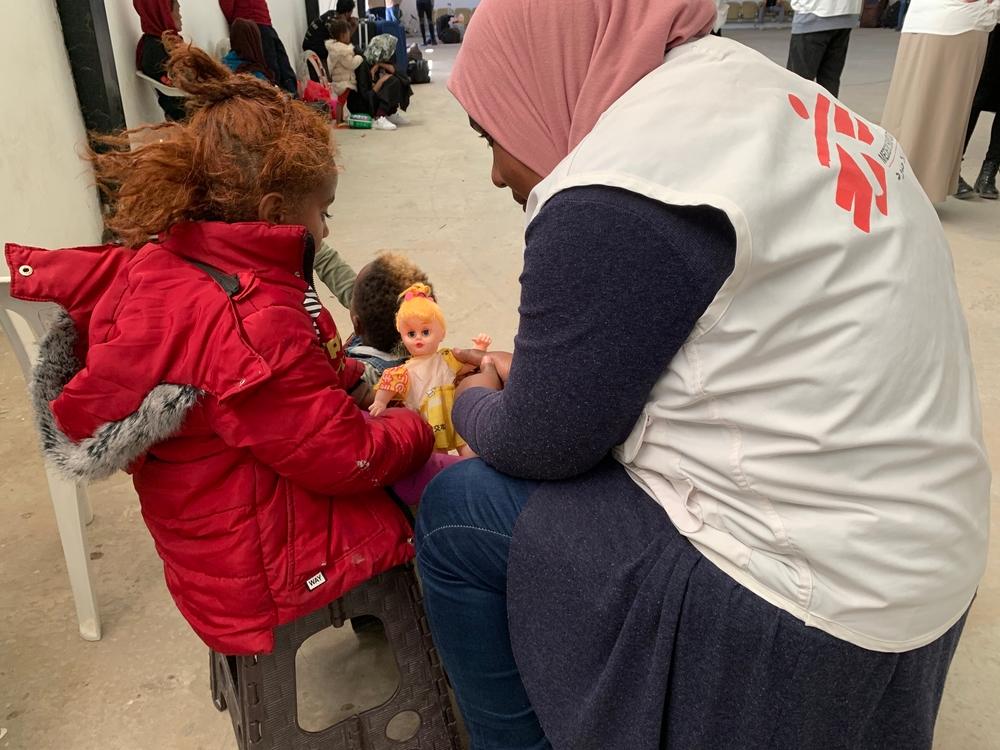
[417,458,493,535]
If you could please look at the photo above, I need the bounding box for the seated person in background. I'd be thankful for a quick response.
[223,18,276,82]
[349,35,412,130]
[302,10,340,79]
[347,252,430,386]
[133,0,186,121]
[219,0,298,93]
[326,19,364,123]
[436,12,464,44]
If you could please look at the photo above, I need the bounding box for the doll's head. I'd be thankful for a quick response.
[329,18,352,45]
[395,283,446,357]
[90,38,337,247]
[350,252,430,353]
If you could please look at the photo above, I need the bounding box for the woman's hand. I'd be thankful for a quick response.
[454,351,512,399]
[452,348,513,381]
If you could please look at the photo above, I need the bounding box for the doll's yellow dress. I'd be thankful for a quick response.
[378,348,465,452]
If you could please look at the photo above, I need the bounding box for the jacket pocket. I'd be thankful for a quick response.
[284,481,333,590]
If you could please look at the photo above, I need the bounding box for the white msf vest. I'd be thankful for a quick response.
[525,36,990,652]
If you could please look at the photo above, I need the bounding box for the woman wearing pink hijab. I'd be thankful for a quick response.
[415,0,988,748]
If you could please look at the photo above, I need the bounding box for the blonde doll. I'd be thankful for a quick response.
[368,284,490,456]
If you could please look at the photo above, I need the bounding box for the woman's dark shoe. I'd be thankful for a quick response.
[955,175,976,200]
[974,160,999,200]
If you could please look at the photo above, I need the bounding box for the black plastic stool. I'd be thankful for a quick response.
[209,564,461,749]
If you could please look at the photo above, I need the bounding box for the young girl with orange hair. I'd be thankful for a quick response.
[5,39,432,655]
[369,283,490,456]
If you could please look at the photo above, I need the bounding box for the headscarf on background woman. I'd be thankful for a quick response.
[447,0,717,177]
[133,0,179,68]
[228,18,275,81]
[363,34,399,66]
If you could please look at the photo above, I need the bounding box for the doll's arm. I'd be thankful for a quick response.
[455,334,493,376]
[368,388,394,417]
[369,366,409,416]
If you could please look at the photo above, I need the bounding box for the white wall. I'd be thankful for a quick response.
[262,1,309,67]
[0,1,104,251]
[107,0,309,130]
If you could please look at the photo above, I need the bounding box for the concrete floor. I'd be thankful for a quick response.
[1,28,998,750]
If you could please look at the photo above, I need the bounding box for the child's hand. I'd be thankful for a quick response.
[472,333,492,351]
[369,401,386,417]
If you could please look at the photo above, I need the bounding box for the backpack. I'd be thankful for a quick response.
[408,58,431,84]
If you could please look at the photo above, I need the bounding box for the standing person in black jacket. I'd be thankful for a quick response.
[133,0,186,121]
[417,0,437,45]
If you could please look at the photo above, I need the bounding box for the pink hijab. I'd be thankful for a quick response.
[448,0,717,177]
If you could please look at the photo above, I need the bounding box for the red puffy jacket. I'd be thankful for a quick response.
[5,222,434,654]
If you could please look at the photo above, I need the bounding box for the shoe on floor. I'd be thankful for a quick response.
[974,159,999,200]
[955,176,977,200]
[373,116,398,131]
[388,111,409,126]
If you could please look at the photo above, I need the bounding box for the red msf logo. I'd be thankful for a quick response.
[789,93,889,234]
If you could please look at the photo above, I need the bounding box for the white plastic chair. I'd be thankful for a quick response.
[135,70,187,98]
[0,275,101,641]
[215,37,231,63]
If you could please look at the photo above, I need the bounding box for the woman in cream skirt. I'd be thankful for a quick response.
[882,0,997,203]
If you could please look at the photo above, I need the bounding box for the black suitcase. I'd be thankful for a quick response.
[353,19,378,53]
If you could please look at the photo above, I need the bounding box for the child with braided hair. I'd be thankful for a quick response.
[369,284,491,456]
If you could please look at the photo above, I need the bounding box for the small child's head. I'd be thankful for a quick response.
[329,18,352,44]
[91,38,337,247]
[395,283,446,357]
[350,253,430,353]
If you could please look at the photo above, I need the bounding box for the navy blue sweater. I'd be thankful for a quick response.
[453,185,736,480]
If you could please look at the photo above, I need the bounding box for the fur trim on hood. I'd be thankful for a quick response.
[31,311,200,482]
